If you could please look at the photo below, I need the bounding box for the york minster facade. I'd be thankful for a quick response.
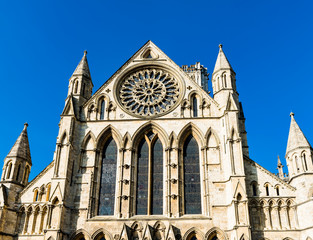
[0,41,312,240]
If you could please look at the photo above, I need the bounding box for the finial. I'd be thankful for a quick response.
[277,155,282,165]
[84,50,87,56]
[219,44,223,49]
[23,122,28,130]
[290,112,294,117]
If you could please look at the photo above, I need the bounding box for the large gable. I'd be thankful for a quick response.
[83,41,219,120]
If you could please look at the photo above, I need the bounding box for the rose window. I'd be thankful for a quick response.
[117,68,180,117]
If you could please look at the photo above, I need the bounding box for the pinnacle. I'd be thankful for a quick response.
[286,113,311,155]
[72,50,91,79]
[6,124,32,164]
[213,44,233,73]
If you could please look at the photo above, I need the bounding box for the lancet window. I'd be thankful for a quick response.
[192,97,198,117]
[98,136,117,215]
[136,132,163,215]
[100,99,105,120]
[183,134,201,214]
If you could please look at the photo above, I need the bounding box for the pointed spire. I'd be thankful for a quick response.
[72,50,91,79]
[213,44,233,73]
[277,155,284,178]
[286,112,311,155]
[6,123,31,164]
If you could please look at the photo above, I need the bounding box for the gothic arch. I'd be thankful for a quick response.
[187,90,203,103]
[122,132,132,149]
[81,131,96,150]
[95,93,110,105]
[204,227,227,240]
[153,221,166,232]
[169,131,178,149]
[58,131,68,145]
[204,128,220,146]
[182,227,204,240]
[91,228,113,240]
[131,122,169,149]
[177,122,205,148]
[96,125,123,151]
[70,229,91,240]
[239,234,248,240]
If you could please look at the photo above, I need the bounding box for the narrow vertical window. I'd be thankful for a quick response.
[183,135,201,214]
[74,80,78,94]
[303,153,308,171]
[223,74,227,87]
[252,183,257,196]
[6,163,12,179]
[136,138,149,215]
[276,186,280,196]
[16,164,21,181]
[98,137,117,215]
[151,138,163,215]
[192,97,198,117]
[100,100,105,120]
[136,133,163,215]
[265,185,269,196]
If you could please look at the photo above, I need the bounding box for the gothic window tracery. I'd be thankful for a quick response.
[98,136,117,215]
[117,68,181,118]
[136,132,163,215]
[183,135,201,214]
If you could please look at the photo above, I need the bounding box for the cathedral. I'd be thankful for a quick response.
[0,41,312,240]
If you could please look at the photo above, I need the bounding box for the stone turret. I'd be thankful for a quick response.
[212,44,237,106]
[1,123,32,187]
[285,112,313,178]
[66,50,93,117]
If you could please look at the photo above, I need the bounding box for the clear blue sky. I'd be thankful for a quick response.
[1,1,313,180]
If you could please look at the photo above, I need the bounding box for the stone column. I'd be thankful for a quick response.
[263,205,271,229]
[281,206,289,229]
[46,205,52,229]
[165,147,170,217]
[273,206,281,229]
[54,143,62,177]
[169,147,179,217]
[201,146,209,216]
[291,206,299,229]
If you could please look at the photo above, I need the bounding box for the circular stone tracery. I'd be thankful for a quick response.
[118,68,180,117]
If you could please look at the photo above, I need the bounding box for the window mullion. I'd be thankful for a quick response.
[147,139,152,215]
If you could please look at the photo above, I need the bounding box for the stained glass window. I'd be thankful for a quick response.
[98,137,117,215]
[152,138,163,215]
[183,135,201,214]
[136,134,163,215]
[136,138,149,215]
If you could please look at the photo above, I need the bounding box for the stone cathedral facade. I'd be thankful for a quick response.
[0,41,312,240]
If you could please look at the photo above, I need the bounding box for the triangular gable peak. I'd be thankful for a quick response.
[62,95,76,116]
[142,224,153,240]
[83,40,220,120]
[119,224,131,240]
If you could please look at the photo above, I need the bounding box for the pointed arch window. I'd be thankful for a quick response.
[302,153,308,171]
[16,164,21,181]
[183,134,201,214]
[136,132,163,215]
[6,162,12,179]
[98,136,117,215]
[223,73,227,88]
[192,97,198,117]
[74,80,78,94]
[265,184,269,196]
[100,99,105,120]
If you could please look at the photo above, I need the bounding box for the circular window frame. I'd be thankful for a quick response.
[114,64,185,119]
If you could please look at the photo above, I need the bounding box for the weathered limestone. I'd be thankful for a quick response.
[0,41,312,240]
